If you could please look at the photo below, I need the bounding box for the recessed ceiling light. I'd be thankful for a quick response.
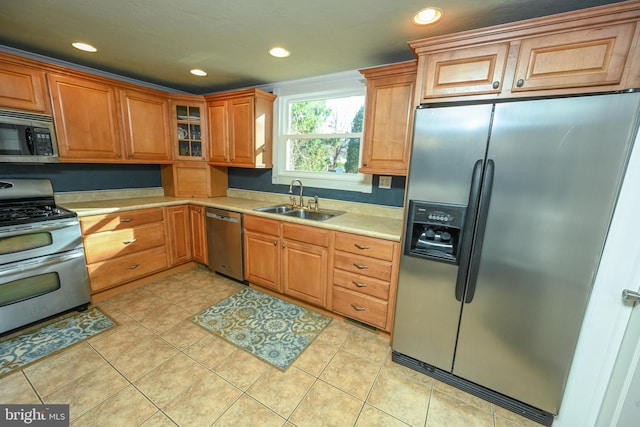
[190,69,207,76]
[412,7,443,25]
[269,47,291,58]
[72,42,97,52]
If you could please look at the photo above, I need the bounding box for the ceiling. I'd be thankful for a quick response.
[0,0,628,95]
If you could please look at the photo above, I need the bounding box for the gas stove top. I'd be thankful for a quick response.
[0,179,77,227]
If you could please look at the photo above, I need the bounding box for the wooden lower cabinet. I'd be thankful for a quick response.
[80,207,169,294]
[189,205,208,264]
[330,231,399,332]
[244,215,330,307]
[243,215,400,330]
[165,205,192,266]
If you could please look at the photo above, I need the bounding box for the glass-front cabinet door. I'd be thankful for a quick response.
[171,99,207,160]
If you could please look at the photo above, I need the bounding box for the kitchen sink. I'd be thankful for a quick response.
[254,204,344,221]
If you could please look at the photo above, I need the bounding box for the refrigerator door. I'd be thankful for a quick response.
[393,104,492,370]
[453,93,640,414]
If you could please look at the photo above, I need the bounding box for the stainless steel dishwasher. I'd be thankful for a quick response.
[205,207,244,282]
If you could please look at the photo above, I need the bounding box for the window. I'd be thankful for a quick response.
[271,72,372,192]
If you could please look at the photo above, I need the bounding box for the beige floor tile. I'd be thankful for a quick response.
[109,335,179,381]
[433,380,493,412]
[320,349,381,400]
[341,328,390,365]
[494,406,544,427]
[89,323,154,361]
[162,371,242,427]
[367,367,431,427]
[91,301,135,327]
[161,320,210,350]
[292,336,339,376]
[70,385,158,427]
[134,353,208,407]
[384,355,434,387]
[316,319,354,347]
[43,362,128,421]
[355,404,412,426]
[213,348,270,391]
[247,366,316,418]
[175,289,221,314]
[184,334,237,368]
[139,410,178,427]
[0,372,40,404]
[426,389,494,427]
[138,303,191,334]
[24,343,105,397]
[213,394,286,427]
[289,380,363,427]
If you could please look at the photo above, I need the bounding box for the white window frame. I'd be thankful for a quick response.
[267,71,372,193]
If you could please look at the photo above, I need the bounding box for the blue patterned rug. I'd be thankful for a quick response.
[0,308,116,377]
[192,287,332,370]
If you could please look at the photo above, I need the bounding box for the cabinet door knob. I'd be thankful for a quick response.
[516,79,525,87]
[351,303,366,311]
[362,161,368,166]
[492,81,500,89]
[282,243,286,248]
[273,240,278,246]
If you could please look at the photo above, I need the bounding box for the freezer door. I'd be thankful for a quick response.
[453,93,640,414]
[393,104,492,370]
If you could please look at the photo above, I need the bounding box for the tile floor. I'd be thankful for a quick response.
[0,266,543,427]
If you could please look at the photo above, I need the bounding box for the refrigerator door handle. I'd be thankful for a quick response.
[465,159,495,303]
[455,159,484,301]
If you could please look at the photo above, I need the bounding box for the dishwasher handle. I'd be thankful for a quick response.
[206,211,239,223]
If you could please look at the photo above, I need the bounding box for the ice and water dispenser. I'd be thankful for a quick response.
[404,200,466,264]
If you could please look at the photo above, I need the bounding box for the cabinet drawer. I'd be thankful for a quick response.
[334,232,395,261]
[333,268,390,300]
[83,222,166,264]
[333,251,392,282]
[80,208,164,234]
[87,245,168,292]
[332,287,388,329]
[282,222,329,247]
[244,214,280,235]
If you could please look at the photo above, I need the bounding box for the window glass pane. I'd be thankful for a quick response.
[288,96,364,134]
[286,137,361,174]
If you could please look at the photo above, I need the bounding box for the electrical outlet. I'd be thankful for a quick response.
[378,176,392,189]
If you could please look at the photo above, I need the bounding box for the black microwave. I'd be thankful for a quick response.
[0,108,59,163]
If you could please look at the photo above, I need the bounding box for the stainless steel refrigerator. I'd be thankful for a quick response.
[392,92,640,425]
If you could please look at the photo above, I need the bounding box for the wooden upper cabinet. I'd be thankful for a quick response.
[119,88,172,162]
[512,23,636,92]
[48,73,123,160]
[422,43,510,99]
[0,60,49,113]
[206,88,276,168]
[359,61,416,176]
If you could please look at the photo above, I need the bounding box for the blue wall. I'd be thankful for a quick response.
[0,163,162,193]
[228,168,405,207]
[0,163,406,207]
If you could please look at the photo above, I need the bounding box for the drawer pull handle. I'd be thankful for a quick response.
[353,263,368,269]
[354,244,369,250]
[352,281,368,287]
[351,304,366,311]
[122,239,137,245]
[120,218,133,223]
[126,264,140,269]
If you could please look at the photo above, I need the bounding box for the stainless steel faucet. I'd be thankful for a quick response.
[288,179,304,207]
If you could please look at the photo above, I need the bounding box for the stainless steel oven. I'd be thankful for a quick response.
[0,179,90,335]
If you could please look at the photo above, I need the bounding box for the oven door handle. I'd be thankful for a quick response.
[2,219,80,237]
[0,249,85,276]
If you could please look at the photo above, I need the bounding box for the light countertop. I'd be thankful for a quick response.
[59,189,404,241]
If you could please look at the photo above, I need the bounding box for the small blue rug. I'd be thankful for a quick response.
[0,308,116,377]
[192,287,332,370]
